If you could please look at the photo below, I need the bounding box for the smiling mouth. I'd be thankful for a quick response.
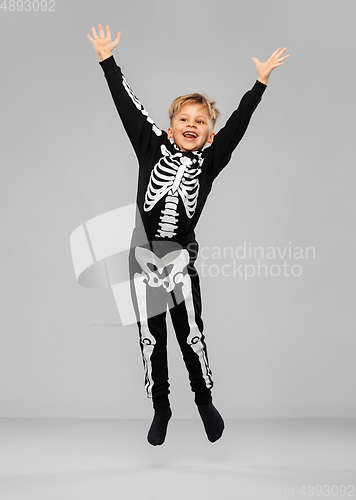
[183,132,198,140]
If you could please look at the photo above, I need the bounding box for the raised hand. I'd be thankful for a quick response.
[87,24,121,61]
[251,47,290,85]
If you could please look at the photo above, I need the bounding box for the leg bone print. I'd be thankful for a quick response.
[144,145,204,238]
[133,246,213,397]
[133,246,190,396]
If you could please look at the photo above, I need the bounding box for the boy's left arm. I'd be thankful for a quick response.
[207,79,267,179]
[208,47,290,179]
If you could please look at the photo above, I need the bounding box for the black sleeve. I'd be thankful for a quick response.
[99,55,164,163]
[206,80,267,180]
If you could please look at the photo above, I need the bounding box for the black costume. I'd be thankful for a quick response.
[99,55,266,410]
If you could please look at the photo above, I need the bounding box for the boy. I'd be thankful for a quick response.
[87,24,289,446]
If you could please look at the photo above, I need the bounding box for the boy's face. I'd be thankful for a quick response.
[167,103,215,152]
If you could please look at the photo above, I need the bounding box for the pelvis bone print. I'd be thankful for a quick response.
[144,145,204,238]
[134,246,190,293]
[133,244,190,319]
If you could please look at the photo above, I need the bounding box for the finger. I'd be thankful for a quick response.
[98,24,105,38]
[278,47,288,57]
[112,31,121,47]
[87,33,95,42]
[105,24,111,39]
[275,52,290,64]
[91,26,99,39]
[270,47,281,59]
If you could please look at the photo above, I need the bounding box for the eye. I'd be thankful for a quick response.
[180,118,187,122]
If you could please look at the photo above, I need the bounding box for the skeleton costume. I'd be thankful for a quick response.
[99,55,266,410]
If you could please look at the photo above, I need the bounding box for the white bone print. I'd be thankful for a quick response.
[144,145,203,237]
[177,272,214,389]
[134,247,189,293]
[133,271,156,397]
[133,247,213,394]
[133,246,189,397]
[121,74,162,137]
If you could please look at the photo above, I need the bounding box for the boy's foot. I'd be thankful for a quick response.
[147,407,172,446]
[197,402,224,442]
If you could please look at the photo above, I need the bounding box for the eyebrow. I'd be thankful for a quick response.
[178,113,207,120]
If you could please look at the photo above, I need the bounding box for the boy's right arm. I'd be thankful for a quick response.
[87,25,163,161]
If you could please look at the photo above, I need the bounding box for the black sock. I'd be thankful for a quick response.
[197,402,224,442]
[147,407,172,446]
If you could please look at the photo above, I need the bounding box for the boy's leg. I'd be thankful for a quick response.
[168,240,224,442]
[128,244,170,409]
[129,242,172,445]
[168,240,213,404]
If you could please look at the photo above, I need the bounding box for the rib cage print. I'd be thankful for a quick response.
[144,145,204,238]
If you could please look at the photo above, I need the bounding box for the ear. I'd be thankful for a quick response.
[207,132,215,144]
[167,127,173,139]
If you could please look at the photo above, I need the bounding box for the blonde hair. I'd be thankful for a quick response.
[169,93,221,129]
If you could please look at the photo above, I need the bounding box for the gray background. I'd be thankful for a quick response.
[1,0,355,419]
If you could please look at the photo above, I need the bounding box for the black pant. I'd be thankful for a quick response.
[129,228,214,409]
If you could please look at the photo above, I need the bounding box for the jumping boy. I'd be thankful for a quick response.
[87,24,289,446]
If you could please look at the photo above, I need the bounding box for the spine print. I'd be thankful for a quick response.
[156,192,179,238]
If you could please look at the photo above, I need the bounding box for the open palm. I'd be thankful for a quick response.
[87,24,121,57]
[252,47,290,83]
